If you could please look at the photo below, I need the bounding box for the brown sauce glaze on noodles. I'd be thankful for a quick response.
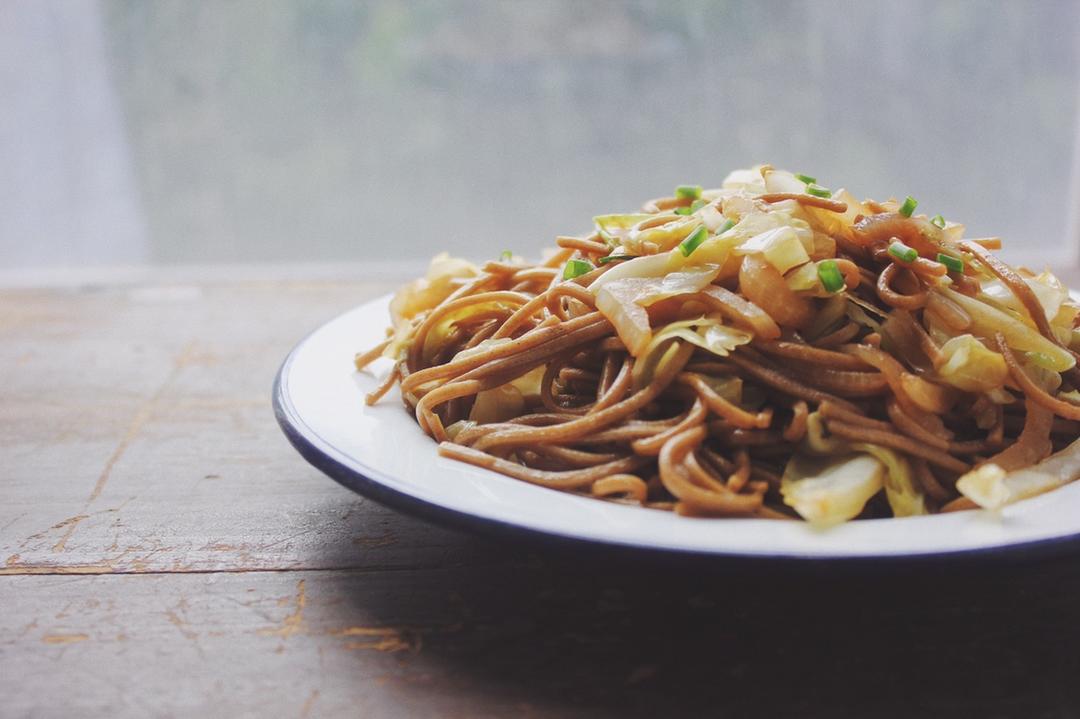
[356,167,1080,525]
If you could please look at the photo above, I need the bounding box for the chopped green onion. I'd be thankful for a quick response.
[690,198,707,212]
[679,225,709,257]
[675,184,702,200]
[794,173,817,185]
[673,207,692,215]
[805,183,832,198]
[888,241,918,263]
[563,258,593,280]
[817,260,845,293]
[899,196,918,217]
[499,250,513,261]
[930,214,946,229]
[716,218,736,235]
[936,253,964,273]
[597,254,637,265]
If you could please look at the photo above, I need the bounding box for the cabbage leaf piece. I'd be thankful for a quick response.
[957,437,1080,510]
[781,453,885,526]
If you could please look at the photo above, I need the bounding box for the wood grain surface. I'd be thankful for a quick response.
[3,279,1080,718]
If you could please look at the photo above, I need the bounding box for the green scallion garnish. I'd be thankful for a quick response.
[597,254,637,265]
[817,260,845,293]
[936,253,964,273]
[930,214,946,229]
[674,207,692,215]
[806,183,832,198]
[563,258,593,280]
[690,198,707,212]
[888,241,918,263]
[794,173,817,185]
[679,226,709,257]
[500,250,513,261]
[675,185,702,200]
[899,196,918,217]
[716,218,736,235]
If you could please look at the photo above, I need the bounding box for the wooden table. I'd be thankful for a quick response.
[4,277,1080,718]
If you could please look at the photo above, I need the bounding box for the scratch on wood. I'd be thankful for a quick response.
[0,563,116,575]
[353,532,397,549]
[299,689,320,719]
[1,513,25,533]
[87,402,154,504]
[165,609,198,642]
[42,633,89,645]
[85,340,199,507]
[20,500,133,555]
[258,579,307,638]
[164,603,207,658]
[51,514,90,552]
[332,626,420,653]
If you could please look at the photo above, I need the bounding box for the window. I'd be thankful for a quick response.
[3,0,1079,272]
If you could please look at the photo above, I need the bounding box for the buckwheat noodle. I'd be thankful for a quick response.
[355,167,1080,523]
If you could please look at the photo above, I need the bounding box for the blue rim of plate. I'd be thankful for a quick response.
[273,315,1080,565]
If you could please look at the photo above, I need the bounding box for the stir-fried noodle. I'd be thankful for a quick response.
[356,166,1080,524]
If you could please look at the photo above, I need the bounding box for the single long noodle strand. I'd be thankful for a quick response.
[677,372,773,429]
[365,363,402,406]
[727,353,863,414]
[592,474,649,504]
[493,283,596,340]
[981,398,1053,471]
[757,192,848,213]
[996,333,1080,421]
[631,397,707,456]
[825,419,970,473]
[757,341,871,370]
[885,398,950,451]
[355,338,392,371]
[818,400,894,432]
[876,263,928,310]
[438,442,649,490]
[590,357,634,414]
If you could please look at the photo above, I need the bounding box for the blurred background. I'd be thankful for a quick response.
[2,0,1080,280]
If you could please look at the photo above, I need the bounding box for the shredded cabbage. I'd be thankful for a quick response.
[631,316,751,388]
[798,412,926,519]
[721,167,766,194]
[939,288,1075,372]
[593,266,721,356]
[937,335,1008,393]
[469,384,525,424]
[630,217,701,253]
[386,253,479,359]
[389,253,478,326]
[781,453,885,526]
[958,438,1080,510]
[733,226,811,274]
[980,272,1069,329]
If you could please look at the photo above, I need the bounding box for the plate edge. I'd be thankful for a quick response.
[271,307,1080,564]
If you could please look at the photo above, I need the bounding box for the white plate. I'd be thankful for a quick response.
[274,294,1080,560]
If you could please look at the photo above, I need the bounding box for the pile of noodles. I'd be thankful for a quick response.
[355,165,1080,525]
